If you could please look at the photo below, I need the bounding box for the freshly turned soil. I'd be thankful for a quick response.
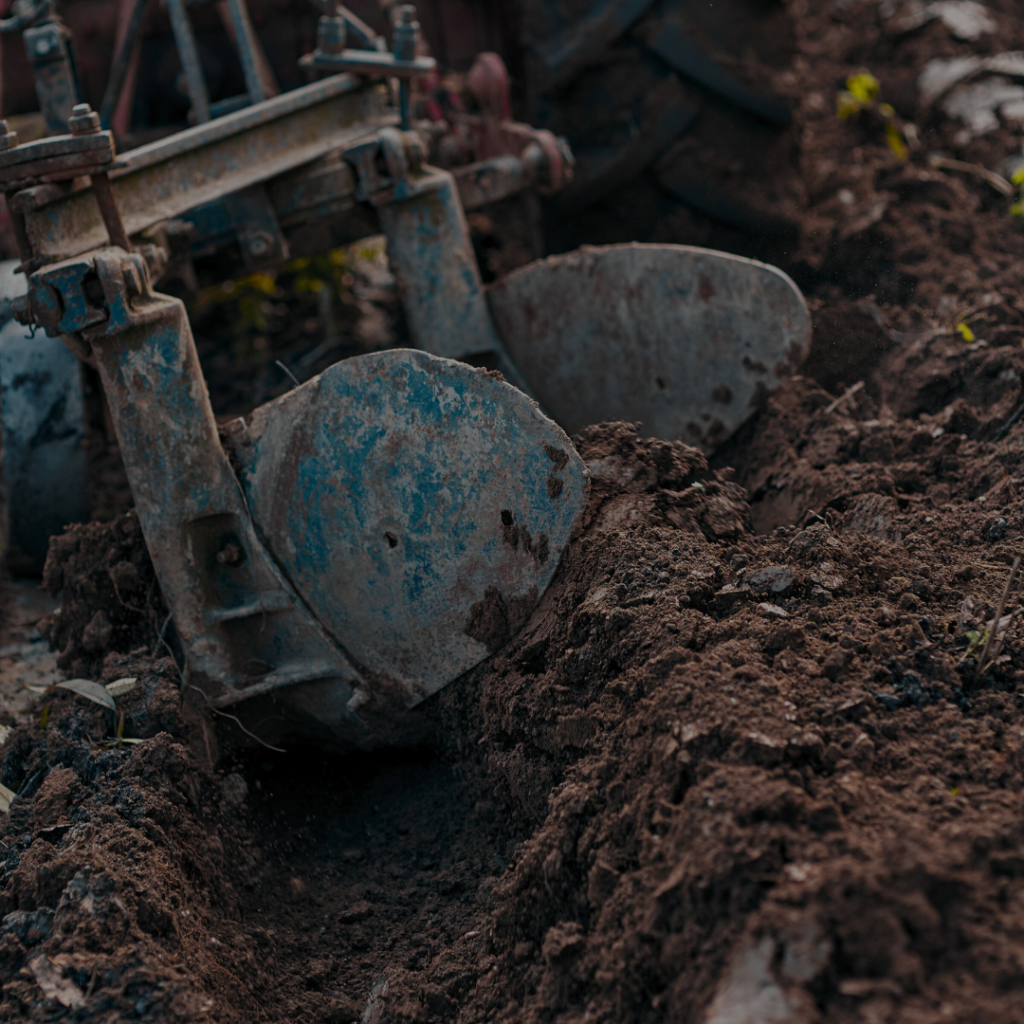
[5,2,1024,1022]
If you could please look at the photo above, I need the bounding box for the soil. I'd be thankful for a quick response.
[7,1,1024,1022]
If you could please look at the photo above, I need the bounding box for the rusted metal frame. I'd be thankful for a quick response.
[368,161,534,394]
[450,155,531,210]
[23,17,81,136]
[13,76,391,262]
[222,0,266,106]
[99,0,150,130]
[299,48,434,77]
[23,246,369,720]
[165,0,212,124]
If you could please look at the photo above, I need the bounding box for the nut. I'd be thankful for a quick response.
[68,103,101,136]
[216,543,242,566]
[245,231,273,258]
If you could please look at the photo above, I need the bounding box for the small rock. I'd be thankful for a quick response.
[340,848,365,863]
[746,565,797,594]
[288,877,307,898]
[987,517,1008,542]
[822,647,852,681]
[744,731,786,767]
[219,773,248,808]
[756,602,789,619]
[337,901,373,923]
[542,921,586,962]
[81,610,113,653]
[875,604,897,627]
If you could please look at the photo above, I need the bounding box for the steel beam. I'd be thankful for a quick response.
[14,75,392,262]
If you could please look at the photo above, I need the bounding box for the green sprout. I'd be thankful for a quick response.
[964,628,988,660]
[837,71,912,162]
[1011,165,1024,224]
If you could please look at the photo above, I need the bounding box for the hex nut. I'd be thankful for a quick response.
[68,104,101,136]
[245,232,273,258]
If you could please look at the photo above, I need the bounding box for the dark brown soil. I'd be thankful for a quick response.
[7,1,1024,1022]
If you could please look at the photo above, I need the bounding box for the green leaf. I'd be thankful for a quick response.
[956,322,976,343]
[847,72,880,105]
[53,679,117,711]
[884,123,909,162]
[1012,165,1024,186]
[39,703,50,730]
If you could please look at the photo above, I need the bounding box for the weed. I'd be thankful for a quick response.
[837,71,915,162]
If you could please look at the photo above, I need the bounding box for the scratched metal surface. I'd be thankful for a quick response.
[226,349,589,702]
[376,171,502,363]
[487,243,811,453]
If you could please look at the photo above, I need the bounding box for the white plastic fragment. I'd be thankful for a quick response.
[0,782,14,813]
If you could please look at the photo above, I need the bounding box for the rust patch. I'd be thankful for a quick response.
[699,275,716,301]
[743,356,769,374]
[537,533,549,565]
[543,443,569,469]
[464,584,538,654]
[711,384,733,405]
[501,509,518,549]
[547,475,564,499]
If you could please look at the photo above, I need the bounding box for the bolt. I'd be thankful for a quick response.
[392,4,418,62]
[68,103,101,136]
[216,543,242,566]
[245,231,273,259]
[316,13,347,55]
[34,37,51,56]
[0,121,19,152]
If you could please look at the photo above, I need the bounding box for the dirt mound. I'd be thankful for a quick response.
[41,514,169,679]
[5,417,1024,1022]
[9,0,1024,1021]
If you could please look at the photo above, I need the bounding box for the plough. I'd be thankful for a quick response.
[0,3,810,745]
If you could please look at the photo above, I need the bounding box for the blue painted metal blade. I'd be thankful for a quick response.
[224,349,588,705]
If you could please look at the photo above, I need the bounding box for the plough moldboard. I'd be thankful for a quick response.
[0,3,810,745]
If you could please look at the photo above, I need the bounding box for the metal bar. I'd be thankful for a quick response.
[89,172,131,250]
[99,0,149,130]
[165,0,211,124]
[17,76,391,261]
[223,0,266,105]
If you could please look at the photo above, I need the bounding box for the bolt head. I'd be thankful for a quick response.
[68,104,101,136]
[246,232,273,258]
[34,37,51,55]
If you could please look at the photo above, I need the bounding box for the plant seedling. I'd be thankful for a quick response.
[837,71,915,161]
